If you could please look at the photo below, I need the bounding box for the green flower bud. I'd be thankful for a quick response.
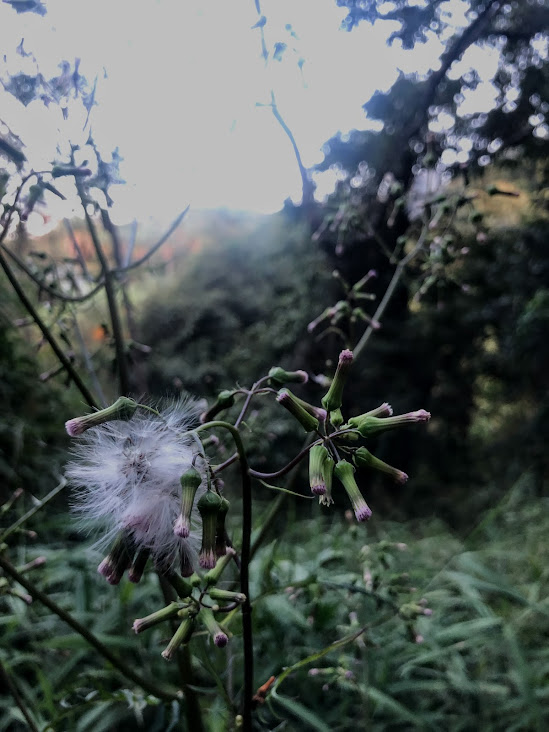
[174,467,203,538]
[65,397,138,436]
[200,607,229,648]
[309,444,330,496]
[203,547,236,586]
[330,407,344,428]
[165,571,193,599]
[348,409,430,437]
[321,350,354,413]
[97,531,136,585]
[333,460,371,522]
[268,367,309,387]
[276,389,319,433]
[132,601,182,634]
[197,491,224,569]
[161,616,197,660]
[208,587,246,604]
[200,390,236,423]
[319,455,335,507]
[128,547,150,584]
[353,447,408,484]
[278,391,326,422]
[215,496,230,557]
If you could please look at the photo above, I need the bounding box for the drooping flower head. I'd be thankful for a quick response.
[65,401,206,577]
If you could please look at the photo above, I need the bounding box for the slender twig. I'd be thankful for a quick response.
[0,659,40,732]
[0,479,67,544]
[250,434,314,562]
[0,248,98,408]
[0,243,104,302]
[249,439,320,481]
[0,553,181,701]
[76,182,130,395]
[196,421,253,731]
[123,219,138,268]
[114,206,190,274]
[234,376,271,429]
[71,312,108,407]
[353,220,430,361]
[268,92,314,207]
[63,218,95,282]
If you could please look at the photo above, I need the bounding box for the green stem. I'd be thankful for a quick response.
[0,659,40,732]
[0,478,67,544]
[196,421,253,731]
[158,575,204,731]
[0,553,181,701]
[0,249,98,408]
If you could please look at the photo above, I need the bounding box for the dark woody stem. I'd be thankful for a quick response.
[76,182,130,395]
[195,420,253,731]
[0,249,98,408]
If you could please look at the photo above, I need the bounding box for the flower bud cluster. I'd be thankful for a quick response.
[132,547,244,659]
[307,270,378,340]
[285,349,432,523]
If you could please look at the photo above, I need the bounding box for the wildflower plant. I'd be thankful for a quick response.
[0,66,435,732]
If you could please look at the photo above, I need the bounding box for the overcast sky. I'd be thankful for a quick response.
[0,0,497,226]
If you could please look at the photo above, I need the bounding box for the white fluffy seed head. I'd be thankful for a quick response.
[65,400,206,571]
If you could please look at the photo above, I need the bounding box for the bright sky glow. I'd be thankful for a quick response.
[0,0,500,224]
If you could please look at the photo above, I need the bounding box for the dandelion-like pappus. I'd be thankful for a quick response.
[65,399,211,583]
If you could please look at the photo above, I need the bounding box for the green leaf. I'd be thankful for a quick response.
[272,693,332,732]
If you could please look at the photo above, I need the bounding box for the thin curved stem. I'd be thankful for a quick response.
[196,420,253,731]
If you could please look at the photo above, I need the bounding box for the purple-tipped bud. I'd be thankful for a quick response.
[309,444,330,496]
[334,460,372,522]
[128,547,150,583]
[197,491,223,569]
[97,531,135,584]
[214,631,229,648]
[201,607,229,649]
[348,409,430,437]
[308,306,335,333]
[353,447,408,484]
[65,397,138,437]
[174,467,202,538]
[352,269,377,293]
[268,367,309,386]
[321,350,354,413]
[276,389,320,433]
